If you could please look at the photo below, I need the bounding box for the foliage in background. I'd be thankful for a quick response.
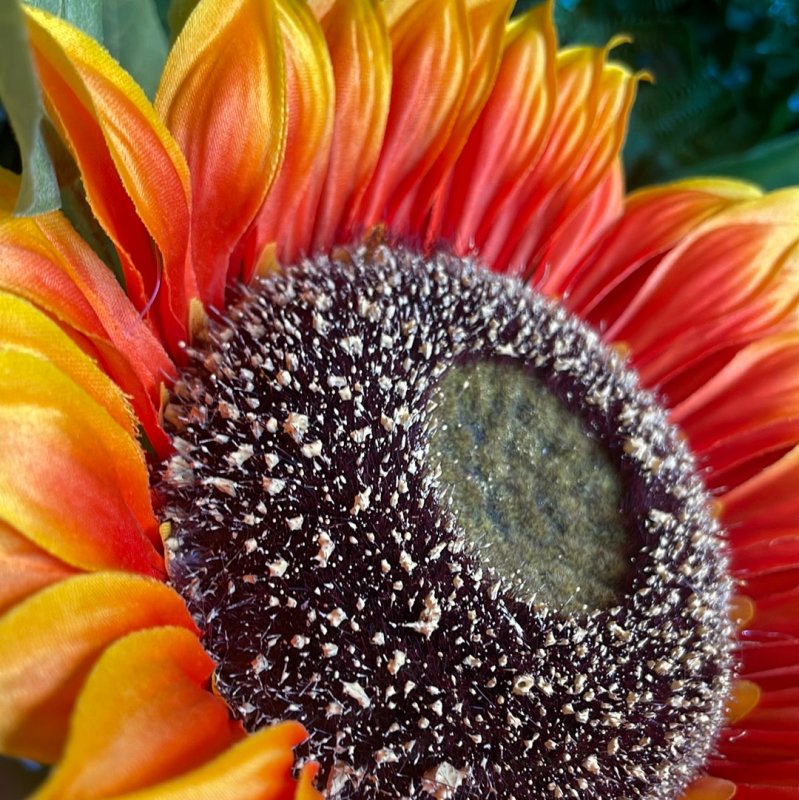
[514,0,799,189]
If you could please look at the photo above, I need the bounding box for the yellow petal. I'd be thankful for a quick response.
[0,349,162,575]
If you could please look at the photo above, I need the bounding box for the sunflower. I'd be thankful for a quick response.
[1,0,798,798]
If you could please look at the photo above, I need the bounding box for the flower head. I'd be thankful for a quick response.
[1,1,798,799]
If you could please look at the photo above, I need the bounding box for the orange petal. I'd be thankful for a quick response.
[0,519,78,615]
[403,0,514,237]
[106,722,309,800]
[0,573,195,762]
[565,178,762,319]
[434,3,557,255]
[0,211,174,455]
[604,189,799,387]
[236,0,335,274]
[296,763,323,800]
[156,0,287,311]
[0,349,163,575]
[727,679,762,725]
[24,7,194,347]
[352,0,471,230]
[680,776,737,800]
[32,627,243,799]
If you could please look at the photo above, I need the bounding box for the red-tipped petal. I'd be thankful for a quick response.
[434,4,556,256]
[236,0,335,274]
[0,211,174,455]
[156,0,287,311]
[352,0,471,231]
[309,0,391,252]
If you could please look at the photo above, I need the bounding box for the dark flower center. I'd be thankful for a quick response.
[160,239,733,800]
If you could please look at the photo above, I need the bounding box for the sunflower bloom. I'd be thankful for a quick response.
[2,1,798,799]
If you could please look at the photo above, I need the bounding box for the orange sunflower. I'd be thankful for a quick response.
[2,0,798,798]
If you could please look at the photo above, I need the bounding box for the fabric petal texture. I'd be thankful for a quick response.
[1,1,798,798]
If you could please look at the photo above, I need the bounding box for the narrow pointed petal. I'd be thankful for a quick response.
[24,8,194,346]
[352,0,471,230]
[482,42,642,277]
[0,212,174,455]
[0,520,78,614]
[156,0,287,311]
[671,333,799,471]
[308,0,391,251]
[106,722,310,800]
[236,0,335,275]
[404,0,514,236]
[433,4,556,254]
[604,189,799,388]
[32,627,242,800]
[0,574,195,763]
[0,349,163,575]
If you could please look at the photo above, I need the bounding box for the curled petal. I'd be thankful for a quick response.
[32,627,242,799]
[236,0,335,275]
[0,349,162,575]
[309,0,391,252]
[352,0,470,230]
[156,0,287,311]
[0,520,78,615]
[0,573,194,762]
[24,8,194,346]
[0,209,174,455]
[433,3,556,255]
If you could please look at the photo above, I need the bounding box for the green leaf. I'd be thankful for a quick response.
[166,0,199,43]
[102,0,168,100]
[681,131,799,191]
[0,0,60,214]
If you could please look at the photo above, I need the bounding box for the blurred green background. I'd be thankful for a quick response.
[2,0,799,796]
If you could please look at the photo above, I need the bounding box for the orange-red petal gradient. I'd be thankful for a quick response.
[308,0,391,251]
[24,7,194,347]
[31,627,244,799]
[0,203,174,455]
[0,574,195,763]
[0,349,163,576]
[156,0,287,312]
[432,3,557,255]
[235,0,335,275]
[404,0,514,236]
[353,0,471,231]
